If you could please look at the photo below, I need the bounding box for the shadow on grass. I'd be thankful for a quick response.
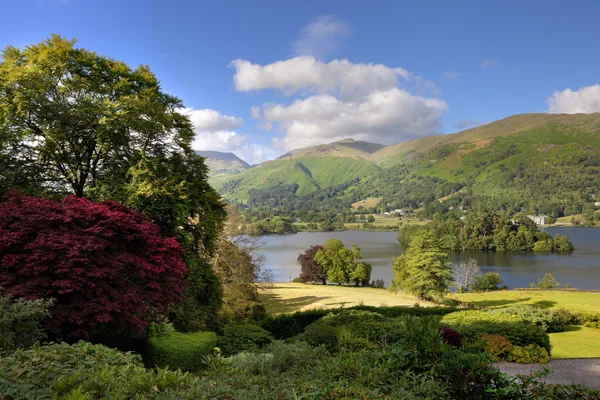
[562,325,583,332]
[531,300,556,309]
[467,298,532,308]
[261,293,332,314]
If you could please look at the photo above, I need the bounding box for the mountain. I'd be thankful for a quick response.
[196,151,250,187]
[216,113,600,219]
[218,139,383,201]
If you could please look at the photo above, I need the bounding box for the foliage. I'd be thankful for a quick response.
[0,193,187,339]
[147,327,217,371]
[481,334,512,360]
[534,273,561,289]
[260,309,331,339]
[442,310,551,354]
[489,305,566,332]
[390,231,453,300]
[297,245,326,284]
[507,344,550,364]
[217,323,273,357]
[303,323,339,351]
[0,295,52,354]
[314,238,371,285]
[440,327,463,347]
[0,341,197,399]
[472,272,506,292]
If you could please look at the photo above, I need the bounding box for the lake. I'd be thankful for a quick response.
[258,228,600,289]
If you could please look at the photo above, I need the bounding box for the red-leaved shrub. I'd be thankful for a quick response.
[440,327,463,347]
[0,192,188,338]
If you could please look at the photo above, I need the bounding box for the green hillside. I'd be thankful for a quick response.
[217,113,600,222]
[196,151,250,188]
[219,156,380,202]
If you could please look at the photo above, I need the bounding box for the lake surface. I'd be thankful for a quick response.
[258,228,600,289]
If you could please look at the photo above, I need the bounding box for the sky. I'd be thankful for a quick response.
[2,0,600,164]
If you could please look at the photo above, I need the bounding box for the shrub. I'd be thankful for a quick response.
[217,323,273,356]
[481,334,512,360]
[440,327,462,347]
[320,310,384,326]
[0,341,195,398]
[261,309,331,339]
[0,295,52,354]
[442,311,551,354]
[0,193,188,339]
[228,341,325,375]
[507,345,550,364]
[438,348,496,398]
[147,328,217,371]
[472,272,505,292]
[303,323,339,351]
[489,305,566,332]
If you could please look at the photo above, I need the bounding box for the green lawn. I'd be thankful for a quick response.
[260,283,433,314]
[549,326,600,358]
[452,290,600,313]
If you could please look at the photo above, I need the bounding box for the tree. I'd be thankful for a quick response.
[298,245,327,284]
[314,239,370,286]
[390,231,453,300]
[535,273,560,290]
[0,35,193,198]
[0,193,188,339]
[454,258,481,292]
[553,234,575,252]
[472,272,504,292]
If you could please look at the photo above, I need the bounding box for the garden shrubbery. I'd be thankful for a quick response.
[0,296,52,355]
[488,305,566,332]
[217,323,273,356]
[146,325,216,371]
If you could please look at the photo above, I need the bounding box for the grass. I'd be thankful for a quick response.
[549,326,600,358]
[351,197,381,210]
[259,282,432,314]
[452,290,600,313]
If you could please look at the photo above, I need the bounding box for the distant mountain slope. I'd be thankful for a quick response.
[278,138,384,160]
[196,151,250,188]
[215,113,600,218]
[219,156,380,201]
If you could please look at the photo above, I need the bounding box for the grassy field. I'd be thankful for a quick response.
[452,290,600,313]
[343,215,429,230]
[260,283,432,314]
[549,326,600,358]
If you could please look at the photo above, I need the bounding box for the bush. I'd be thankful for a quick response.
[147,328,217,371]
[303,323,339,352]
[0,193,188,339]
[440,327,462,347]
[228,341,325,375]
[507,344,550,364]
[0,295,52,354]
[320,310,384,326]
[438,348,497,398]
[472,272,505,292]
[481,334,512,360]
[442,310,551,354]
[261,309,331,339]
[217,323,273,356]
[489,305,566,332]
[0,341,196,398]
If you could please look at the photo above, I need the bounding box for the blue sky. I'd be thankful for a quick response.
[2,0,600,163]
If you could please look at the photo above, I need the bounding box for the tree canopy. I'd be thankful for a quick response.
[314,239,371,286]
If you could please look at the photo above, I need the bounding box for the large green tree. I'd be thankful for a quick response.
[390,231,453,300]
[0,35,226,330]
[314,239,371,286]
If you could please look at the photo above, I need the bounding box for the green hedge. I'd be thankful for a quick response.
[261,306,457,339]
[146,330,216,372]
[217,323,273,356]
[442,311,551,354]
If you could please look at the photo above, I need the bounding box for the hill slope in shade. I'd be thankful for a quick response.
[195,151,250,188]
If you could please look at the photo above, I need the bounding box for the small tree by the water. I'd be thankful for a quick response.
[532,273,560,290]
[314,239,372,286]
[297,245,326,284]
[390,231,453,300]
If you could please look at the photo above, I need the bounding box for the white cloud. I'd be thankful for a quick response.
[480,59,498,68]
[293,15,351,58]
[261,87,447,151]
[443,71,462,79]
[179,107,242,132]
[230,56,410,98]
[546,84,600,114]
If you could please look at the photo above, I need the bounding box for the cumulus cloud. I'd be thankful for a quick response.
[453,120,480,130]
[546,84,600,114]
[293,15,351,58]
[480,59,498,68]
[230,56,410,98]
[261,87,447,151]
[179,107,273,164]
[443,71,462,79]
